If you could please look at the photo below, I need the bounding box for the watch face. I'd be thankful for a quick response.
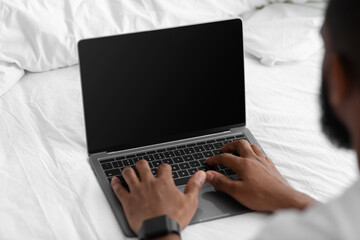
[144,215,169,238]
[139,215,180,239]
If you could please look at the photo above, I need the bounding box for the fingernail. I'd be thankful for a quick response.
[197,171,206,183]
[111,176,119,184]
[206,172,214,182]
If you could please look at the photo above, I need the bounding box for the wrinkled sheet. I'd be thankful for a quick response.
[0,3,358,240]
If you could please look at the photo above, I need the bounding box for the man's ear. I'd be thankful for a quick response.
[329,55,349,108]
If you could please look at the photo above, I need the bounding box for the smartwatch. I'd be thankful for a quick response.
[137,215,181,240]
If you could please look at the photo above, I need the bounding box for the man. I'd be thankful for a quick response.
[111,0,360,239]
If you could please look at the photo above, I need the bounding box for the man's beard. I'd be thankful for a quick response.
[320,78,352,149]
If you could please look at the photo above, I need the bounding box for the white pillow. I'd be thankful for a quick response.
[0,0,268,96]
[0,62,24,96]
[244,3,324,66]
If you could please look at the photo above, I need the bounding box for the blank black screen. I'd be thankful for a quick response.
[79,19,245,154]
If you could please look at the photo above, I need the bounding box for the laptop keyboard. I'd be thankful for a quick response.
[100,134,247,188]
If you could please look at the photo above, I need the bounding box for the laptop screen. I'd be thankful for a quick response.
[79,19,245,154]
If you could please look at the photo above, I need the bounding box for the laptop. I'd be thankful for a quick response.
[78,18,264,237]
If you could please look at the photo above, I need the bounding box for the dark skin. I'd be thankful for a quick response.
[112,161,206,234]
[111,22,360,239]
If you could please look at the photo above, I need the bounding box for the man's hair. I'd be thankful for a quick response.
[326,0,360,84]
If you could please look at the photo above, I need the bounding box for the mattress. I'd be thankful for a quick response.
[0,2,357,240]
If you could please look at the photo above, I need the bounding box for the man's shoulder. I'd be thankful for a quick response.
[255,178,360,240]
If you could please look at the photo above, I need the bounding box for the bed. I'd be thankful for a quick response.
[0,1,358,239]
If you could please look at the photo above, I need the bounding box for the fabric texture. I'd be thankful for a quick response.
[0,0,327,96]
[0,61,24,96]
[244,3,324,66]
[0,0,267,96]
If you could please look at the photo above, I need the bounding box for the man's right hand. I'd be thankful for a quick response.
[205,140,316,212]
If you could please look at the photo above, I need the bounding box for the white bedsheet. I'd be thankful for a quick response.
[0,3,358,240]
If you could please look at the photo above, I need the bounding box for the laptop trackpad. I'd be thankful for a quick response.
[188,182,251,224]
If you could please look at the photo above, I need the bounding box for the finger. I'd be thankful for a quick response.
[250,144,265,157]
[111,176,129,203]
[136,160,155,181]
[205,171,241,196]
[265,156,275,166]
[157,163,172,179]
[184,171,206,199]
[122,167,139,190]
[206,153,244,173]
[221,139,254,157]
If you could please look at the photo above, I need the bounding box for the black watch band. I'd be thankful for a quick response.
[137,215,180,240]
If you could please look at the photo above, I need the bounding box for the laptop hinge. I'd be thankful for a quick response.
[105,130,233,155]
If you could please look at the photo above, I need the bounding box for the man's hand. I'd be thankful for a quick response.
[206,140,316,212]
[111,160,206,234]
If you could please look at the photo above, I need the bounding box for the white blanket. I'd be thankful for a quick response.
[0,2,357,240]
